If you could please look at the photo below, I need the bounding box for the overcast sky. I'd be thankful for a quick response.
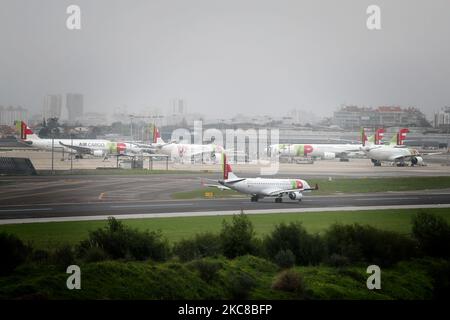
[1,0,449,119]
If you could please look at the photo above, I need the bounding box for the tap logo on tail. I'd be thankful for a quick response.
[397,128,409,145]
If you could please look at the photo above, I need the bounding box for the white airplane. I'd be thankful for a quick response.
[16,121,145,159]
[203,154,318,202]
[360,128,439,166]
[267,128,384,160]
[149,126,225,163]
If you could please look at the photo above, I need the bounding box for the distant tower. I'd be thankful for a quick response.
[66,93,84,122]
[43,94,62,119]
[172,99,186,114]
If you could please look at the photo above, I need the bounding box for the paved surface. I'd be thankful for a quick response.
[1,167,450,224]
[1,149,450,177]
[0,190,449,223]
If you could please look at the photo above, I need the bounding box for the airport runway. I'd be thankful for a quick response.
[0,191,450,224]
[1,170,450,224]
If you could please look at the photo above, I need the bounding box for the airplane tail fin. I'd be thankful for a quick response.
[16,121,39,140]
[375,128,385,145]
[360,128,368,146]
[397,128,409,146]
[222,153,238,180]
[151,124,165,144]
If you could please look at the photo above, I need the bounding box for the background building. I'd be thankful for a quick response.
[66,93,84,122]
[43,94,62,120]
[333,105,430,129]
[434,107,450,128]
[0,105,28,125]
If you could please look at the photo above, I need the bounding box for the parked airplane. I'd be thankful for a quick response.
[16,121,145,159]
[267,128,384,160]
[360,128,438,166]
[203,154,318,202]
[149,125,225,163]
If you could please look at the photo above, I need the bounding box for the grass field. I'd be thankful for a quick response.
[1,208,450,249]
[172,176,450,199]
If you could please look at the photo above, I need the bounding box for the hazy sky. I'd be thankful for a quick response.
[1,0,449,119]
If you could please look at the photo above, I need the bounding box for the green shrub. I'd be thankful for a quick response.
[326,253,350,268]
[31,249,50,264]
[412,212,450,258]
[82,246,109,263]
[324,223,418,266]
[0,232,31,275]
[188,259,223,283]
[173,233,222,262]
[80,217,170,261]
[51,244,76,269]
[271,269,306,297]
[227,271,256,299]
[220,213,257,259]
[264,222,325,265]
[274,249,296,269]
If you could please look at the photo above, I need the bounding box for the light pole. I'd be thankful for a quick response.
[51,135,54,175]
[70,134,73,173]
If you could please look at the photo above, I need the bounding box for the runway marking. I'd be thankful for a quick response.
[110,203,193,208]
[355,197,415,201]
[0,208,52,213]
[1,204,449,225]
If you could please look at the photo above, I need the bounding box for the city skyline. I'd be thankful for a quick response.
[1,0,449,120]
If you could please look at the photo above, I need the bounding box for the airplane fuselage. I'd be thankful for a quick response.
[222,178,310,197]
[270,143,363,159]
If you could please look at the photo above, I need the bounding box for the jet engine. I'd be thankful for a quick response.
[92,150,104,157]
[288,191,303,200]
[411,156,424,166]
[321,152,336,160]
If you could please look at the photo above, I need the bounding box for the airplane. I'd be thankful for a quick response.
[203,154,318,203]
[16,121,145,159]
[267,128,384,160]
[360,128,439,166]
[148,125,226,163]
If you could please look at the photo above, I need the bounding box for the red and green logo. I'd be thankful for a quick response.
[291,180,303,189]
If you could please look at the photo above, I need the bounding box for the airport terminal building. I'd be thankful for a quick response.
[333,106,429,129]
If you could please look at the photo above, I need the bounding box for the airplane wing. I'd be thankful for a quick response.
[59,142,91,154]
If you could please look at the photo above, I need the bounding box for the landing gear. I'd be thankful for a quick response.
[250,195,259,202]
[371,159,381,166]
[275,197,283,203]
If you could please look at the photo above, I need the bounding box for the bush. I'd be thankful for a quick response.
[31,249,50,264]
[220,213,257,259]
[412,212,450,258]
[80,217,170,261]
[227,271,256,299]
[51,244,76,269]
[326,254,350,268]
[264,222,325,265]
[173,233,222,262]
[188,259,223,283]
[0,233,31,275]
[324,223,418,266]
[81,246,109,263]
[271,269,306,297]
[274,249,296,269]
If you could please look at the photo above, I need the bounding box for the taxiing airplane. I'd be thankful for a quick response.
[203,154,318,202]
